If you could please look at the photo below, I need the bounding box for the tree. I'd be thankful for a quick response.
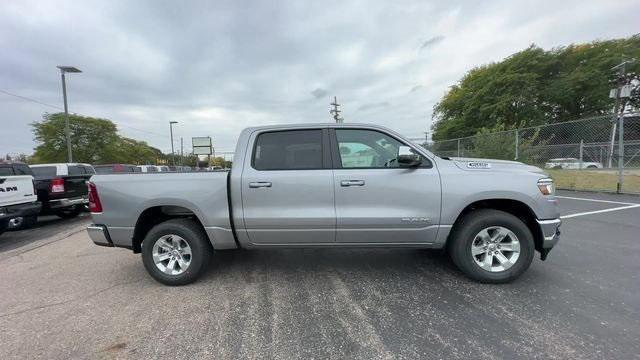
[432,35,640,140]
[210,156,232,168]
[31,113,166,164]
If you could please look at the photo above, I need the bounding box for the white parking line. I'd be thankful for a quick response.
[556,195,639,206]
[561,204,640,219]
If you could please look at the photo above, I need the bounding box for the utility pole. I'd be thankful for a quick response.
[608,59,636,192]
[608,59,635,169]
[57,66,82,162]
[169,121,178,166]
[180,137,184,166]
[330,96,343,123]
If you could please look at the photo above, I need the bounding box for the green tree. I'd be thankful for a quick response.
[432,35,640,141]
[31,113,166,164]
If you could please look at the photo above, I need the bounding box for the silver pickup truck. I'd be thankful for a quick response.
[87,123,561,285]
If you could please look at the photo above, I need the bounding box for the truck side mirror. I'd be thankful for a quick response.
[397,146,422,167]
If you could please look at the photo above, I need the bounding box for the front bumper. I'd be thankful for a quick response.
[537,218,561,248]
[87,224,113,247]
[536,218,561,260]
[0,201,42,220]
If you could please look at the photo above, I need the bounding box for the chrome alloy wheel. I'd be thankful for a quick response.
[471,226,521,272]
[152,234,192,275]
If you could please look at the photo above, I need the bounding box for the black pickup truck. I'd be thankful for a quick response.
[30,163,95,218]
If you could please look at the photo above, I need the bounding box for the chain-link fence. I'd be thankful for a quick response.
[422,113,640,194]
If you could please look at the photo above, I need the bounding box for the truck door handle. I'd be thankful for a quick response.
[249,181,272,188]
[340,180,365,187]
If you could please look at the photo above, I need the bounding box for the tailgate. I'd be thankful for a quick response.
[62,175,90,198]
[0,175,37,206]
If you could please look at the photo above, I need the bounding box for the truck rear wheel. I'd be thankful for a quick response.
[448,209,534,283]
[141,218,212,286]
[0,220,7,236]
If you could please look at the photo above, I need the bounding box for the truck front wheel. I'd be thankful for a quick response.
[141,218,213,286]
[448,209,534,283]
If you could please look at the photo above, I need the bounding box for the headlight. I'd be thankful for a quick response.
[537,178,554,195]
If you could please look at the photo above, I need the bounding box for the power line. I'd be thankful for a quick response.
[0,89,62,110]
[0,88,170,139]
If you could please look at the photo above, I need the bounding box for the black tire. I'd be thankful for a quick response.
[586,165,597,169]
[0,220,7,237]
[23,215,38,228]
[448,209,535,283]
[7,215,37,230]
[141,218,213,286]
[56,206,81,219]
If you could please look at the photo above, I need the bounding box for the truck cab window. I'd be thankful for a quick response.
[68,165,84,175]
[0,166,14,176]
[336,129,424,168]
[253,130,323,170]
[15,164,33,175]
[31,166,56,177]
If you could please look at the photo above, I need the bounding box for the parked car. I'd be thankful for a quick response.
[156,166,170,172]
[30,163,95,218]
[0,161,41,236]
[94,164,141,174]
[87,123,561,285]
[544,158,603,169]
[137,165,158,173]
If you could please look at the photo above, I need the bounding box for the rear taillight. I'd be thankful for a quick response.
[88,181,103,213]
[50,178,65,193]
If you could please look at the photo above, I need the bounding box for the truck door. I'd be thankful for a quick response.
[241,128,336,245]
[330,128,441,244]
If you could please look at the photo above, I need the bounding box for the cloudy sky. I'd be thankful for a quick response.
[1,0,639,156]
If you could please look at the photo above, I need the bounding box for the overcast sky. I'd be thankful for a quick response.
[1,0,639,156]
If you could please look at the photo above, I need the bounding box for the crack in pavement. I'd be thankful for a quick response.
[0,224,88,263]
[0,279,143,319]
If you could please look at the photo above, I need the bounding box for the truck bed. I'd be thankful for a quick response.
[90,171,236,250]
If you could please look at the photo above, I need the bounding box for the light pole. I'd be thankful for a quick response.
[169,121,178,165]
[57,66,82,162]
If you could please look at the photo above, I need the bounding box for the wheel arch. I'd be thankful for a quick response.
[132,205,210,253]
[448,199,543,254]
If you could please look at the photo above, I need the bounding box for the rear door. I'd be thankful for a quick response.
[330,128,441,244]
[241,128,336,245]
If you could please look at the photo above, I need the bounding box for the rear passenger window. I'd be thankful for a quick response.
[253,130,323,170]
[0,166,14,176]
[31,166,57,177]
[15,164,33,175]
[68,166,84,175]
[94,166,113,174]
[82,166,95,175]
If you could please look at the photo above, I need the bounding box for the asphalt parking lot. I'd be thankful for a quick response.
[0,190,639,359]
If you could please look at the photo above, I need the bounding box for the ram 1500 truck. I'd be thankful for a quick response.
[87,123,561,285]
[30,163,95,218]
[0,162,41,236]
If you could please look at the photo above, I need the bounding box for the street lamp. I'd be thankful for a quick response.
[169,121,178,165]
[57,66,82,163]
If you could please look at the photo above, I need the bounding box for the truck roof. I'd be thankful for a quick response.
[244,122,388,132]
[30,163,93,167]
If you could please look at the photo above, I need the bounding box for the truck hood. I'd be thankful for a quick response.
[449,157,548,176]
